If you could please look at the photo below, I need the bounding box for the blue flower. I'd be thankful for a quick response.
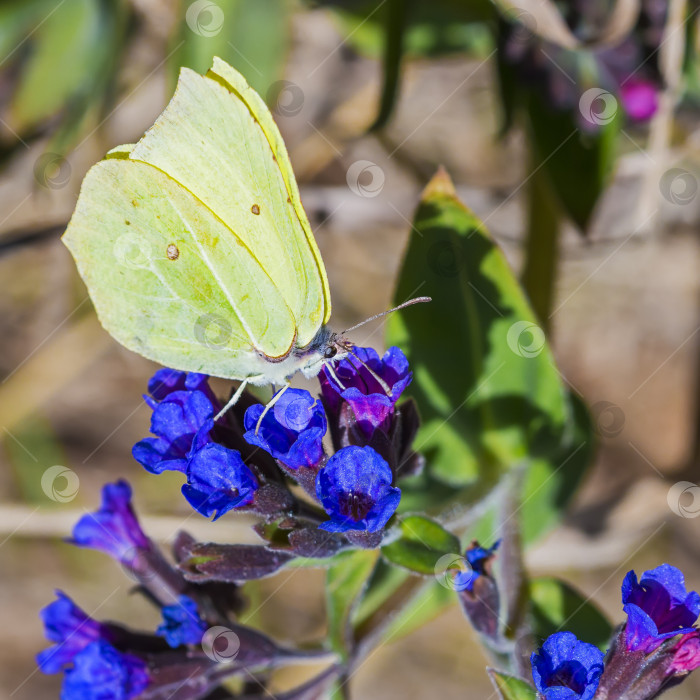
[146,368,212,403]
[316,445,400,533]
[182,443,258,520]
[320,346,412,435]
[133,390,214,474]
[61,640,149,700]
[37,592,108,674]
[244,388,326,469]
[454,540,501,593]
[622,564,700,653]
[531,632,604,700]
[71,481,149,563]
[157,595,207,648]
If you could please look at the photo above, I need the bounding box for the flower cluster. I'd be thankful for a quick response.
[38,481,332,699]
[530,564,700,700]
[132,369,258,519]
[131,345,414,540]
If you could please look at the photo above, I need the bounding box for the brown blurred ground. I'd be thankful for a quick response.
[1,6,700,699]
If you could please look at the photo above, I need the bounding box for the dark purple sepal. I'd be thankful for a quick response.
[125,538,190,606]
[345,530,384,549]
[177,542,295,583]
[390,398,425,478]
[171,531,247,619]
[596,627,700,700]
[287,527,347,558]
[458,572,501,644]
[249,482,297,516]
[277,457,324,499]
[456,541,502,644]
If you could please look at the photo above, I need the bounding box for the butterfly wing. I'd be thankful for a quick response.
[129,58,331,349]
[63,154,298,378]
[63,59,332,380]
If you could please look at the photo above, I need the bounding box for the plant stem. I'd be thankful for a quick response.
[520,153,561,334]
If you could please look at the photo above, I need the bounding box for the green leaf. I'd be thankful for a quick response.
[173,0,290,99]
[369,0,408,131]
[354,559,411,627]
[529,577,614,652]
[380,579,454,644]
[382,515,461,575]
[487,669,537,700]
[322,0,494,58]
[326,549,379,659]
[387,169,594,544]
[526,85,621,231]
[10,0,116,132]
[3,414,69,505]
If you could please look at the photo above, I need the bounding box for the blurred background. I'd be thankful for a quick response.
[1,0,700,697]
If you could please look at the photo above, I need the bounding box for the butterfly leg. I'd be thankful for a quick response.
[255,382,291,435]
[214,375,264,421]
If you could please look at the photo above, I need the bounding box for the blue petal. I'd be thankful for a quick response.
[61,640,149,700]
[157,595,206,648]
[183,444,257,519]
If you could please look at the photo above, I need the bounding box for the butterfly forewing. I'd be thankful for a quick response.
[129,61,330,351]
[63,59,333,382]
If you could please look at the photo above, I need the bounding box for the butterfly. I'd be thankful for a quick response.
[63,57,427,413]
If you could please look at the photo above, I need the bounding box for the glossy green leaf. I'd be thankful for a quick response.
[326,549,379,659]
[529,577,614,652]
[387,169,593,543]
[488,669,537,700]
[382,515,461,575]
[173,0,290,99]
[388,169,564,481]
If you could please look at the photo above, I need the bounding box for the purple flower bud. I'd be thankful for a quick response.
[622,564,700,653]
[620,79,658,122]
[71,481,149,563]
[133,390,215,474]
[456,540,502,643]
[531,632,604,700]
[320,346,412,435]
[669,631,700,673]
[316,445,400,533]
[156,595,207,648]
[37,592,109,674]
[243,388,327,469]
[182,443,258,520]
[454,540,501,593]
[61,640,149,700]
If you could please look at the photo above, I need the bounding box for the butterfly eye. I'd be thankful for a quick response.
[324,346,337,359]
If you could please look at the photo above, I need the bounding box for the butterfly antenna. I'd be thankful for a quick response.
[345,347,392,395]
[341,296,431,334]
